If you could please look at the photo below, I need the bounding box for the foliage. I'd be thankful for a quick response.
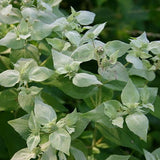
[0,0,160,160]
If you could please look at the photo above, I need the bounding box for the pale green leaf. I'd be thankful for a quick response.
[105,40,130,57]
[71,147,87,160]
[121,79,139,105]
[28,112,40,131]
[71,43,95,62]
[58,151,67,160]
[34,98,57,125]
[49,128,71,155]
[148,41,160,55]
[112,117,124,128]
[126,54,143,69]
[0,31,25,49]
[11,148,36,160]
[73,73,102,87]
[126,113,149,141]
[76,11,95,25]
[0,70,19,87]
[106,155,130,160]
[144,149,156,160]
[41,146,57,160]
[27,134,40,151]
[29,66,53,82]
[152,147,160,159]
[65,31,81,46]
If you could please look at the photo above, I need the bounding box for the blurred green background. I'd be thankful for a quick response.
[60,0,160,42]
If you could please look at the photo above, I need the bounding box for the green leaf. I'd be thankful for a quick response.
[65,31,81,46]
[126,113,149,141]
[73,73,102,87]
[76,11,95,25]
[98,62,129,82]
[11,148,36,160]
[0,89,19,111]
[105,40,130,57]
[10,44,40,63]
[8,115,30,140]
[0,31,25,49]
[71,43,95,62]
[71,146,87,160]
[151,96,160,119]
[41,146,57,160]
[106,155,130,160]
[0,70,19,87]
[143,149,156,160]
[152,147,160,159]
[34,98,57,125]
[29,66,53,82]
[121,79,139,105]
[49,128,71,155]
[27,134,40,151]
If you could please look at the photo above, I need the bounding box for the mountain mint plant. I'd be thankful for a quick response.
[0,0,160,159]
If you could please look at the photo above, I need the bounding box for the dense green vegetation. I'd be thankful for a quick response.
[0,0,160,160]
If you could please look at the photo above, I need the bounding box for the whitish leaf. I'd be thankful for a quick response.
[148,41,160,55]
[8,115,30,140]
[126,113,149,141]
[52,50,73,74]
[29,66,53,82]
[34,98,57,125]
[71,147,87,160]
[105,40,130,57]
[0,70,19,87]
[121,79,139,105]
[11,148,36,160]
[126,54,143,69]
[0,31,25,49]
[49,128,71,155]
[73,73,102,87]
[144,149,156,160]
[65,31,81,46]
[106,155,130,160]
[71,43,95,62]
[28,112,40,131]
[112,117,124,128]
[41,146,57,160]
[76,11,95,25]
[27,134,40,151]
[129,67,155,81]
[58,152,67,160]
[152,148,160,159]
[98,62,129,82]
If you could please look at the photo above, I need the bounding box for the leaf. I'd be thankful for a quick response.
[143,149,156,160]
[71,43,95,62]
[29,66,53,82]
[0,70,19,87]
[106,155,130,160]
[76,11,95,25]
[8,115,30,140]
[151,96,160,119]
[58,151,67,160]
[34,98,57,125]
[121,79,139,105]
[41,146,57,160]
[126,113,149,141]
[11,148,36,160]
[0,89,19,111]
[73,73,102,87]
[152,147,160,159]
[27,134,40,151]
[10,44,40,63]
[98,62,129,82]
[49,128,71,155]
[28,112,40,131]
[65,31,81,46]
[105,40,130,57]
[126,54,144,69]
[148,41,160,55]
[70,147,87,160]
[112,117,124,128]
[0,31,25,49]
[129,67,155,81]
